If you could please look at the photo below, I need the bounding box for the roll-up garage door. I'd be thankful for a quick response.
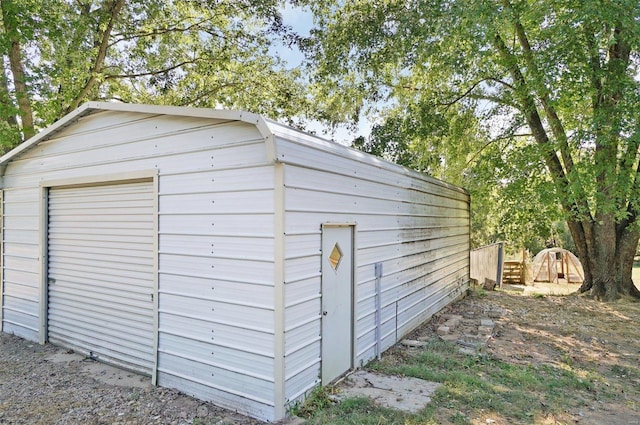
[47,181,155,375]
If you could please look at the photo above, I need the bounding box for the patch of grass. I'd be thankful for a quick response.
[416,341,591,415]
[560,352,573,367]
[192,419,215,425]
[304,338,607,424]
[449,410,471,424]
[470,287,488,298]
[303,396,442,425]
[289,386,335,418]
[611,364,640,380]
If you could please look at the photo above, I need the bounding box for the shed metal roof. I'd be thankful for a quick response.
[0,102,468,195]
[0,102,271,168]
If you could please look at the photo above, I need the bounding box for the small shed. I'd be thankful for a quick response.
[0,102,470,421]
[532,248,584,284]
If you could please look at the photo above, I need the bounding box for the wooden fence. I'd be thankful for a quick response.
[470,242,504,288]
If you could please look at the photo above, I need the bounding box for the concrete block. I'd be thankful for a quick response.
[458,347,477,356]
[441,314,463,321]
[480,319,495,327]
[401,339,427,348]
[478,326,494,335]
[457,335,488,348]
[436,326,450,335]
[337,370,441,414]
[439,334,459,342]
[444,318,460,329]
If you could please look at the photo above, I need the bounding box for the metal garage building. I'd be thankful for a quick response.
[0,102,470,422]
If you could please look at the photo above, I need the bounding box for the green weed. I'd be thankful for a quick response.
[289,385,335,418]
[304,338,610,424]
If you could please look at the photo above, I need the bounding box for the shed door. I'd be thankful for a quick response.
[47,181,155,374]
[321,225,353,384]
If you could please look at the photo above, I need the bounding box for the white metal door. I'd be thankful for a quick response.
[47,181,155,374]
[321,224,353,384]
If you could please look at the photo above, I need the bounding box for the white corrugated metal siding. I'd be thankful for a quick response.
[47,181,155,374]
[1,104,471,422]
[0,109,277,421]
[156,162,277,421]
[1,188,40,340]
[269,126,470,405]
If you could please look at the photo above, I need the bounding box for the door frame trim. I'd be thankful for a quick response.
[320,222,356,384]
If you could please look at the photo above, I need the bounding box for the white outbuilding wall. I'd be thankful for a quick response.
[0,103,469,422]
[267,123,470,406]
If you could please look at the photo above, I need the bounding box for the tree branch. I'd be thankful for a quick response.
[64,0,125,115]
[502,0,575,176]
[584,26,603,112]
[618,142,640,232]
[493,32,594,226]
[109,16,215,47]
[466,93,519,109]
[439,79,487,109]
[1,0,35,140]
[606,27,631,105]
[592,26,630,215]
[103,59,200,80]
[464,133,532,168]
[177,82,240,107]
[59,0,94,97]
[74,0,91,14]
[486,77,515,91]
[404,77,517,110]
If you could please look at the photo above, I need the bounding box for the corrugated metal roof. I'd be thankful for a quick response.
[265,119,468,195]
[0,102,468,195]
[0,102,269,169]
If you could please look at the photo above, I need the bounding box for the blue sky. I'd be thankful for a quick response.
[273,4,372,145]
[277,4,314,67]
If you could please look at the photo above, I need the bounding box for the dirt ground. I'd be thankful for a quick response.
[492,289,639,424]
[2,282,639,425]
[0,334,267,425]
[400,284,640,425]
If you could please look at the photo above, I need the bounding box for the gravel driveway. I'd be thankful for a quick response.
[0,334,266,425]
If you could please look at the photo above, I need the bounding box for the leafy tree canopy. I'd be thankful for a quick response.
[300,0,640,299]
[0,0,309,150]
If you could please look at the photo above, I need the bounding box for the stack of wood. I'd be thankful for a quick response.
[502,248,527,285]
[503,260,525,284]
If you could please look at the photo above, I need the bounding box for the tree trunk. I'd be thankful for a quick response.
[574,220,640,300]
[0,63,18,128]
[64,0,125,115]
[0,64,22,151]
[1,0,36,141]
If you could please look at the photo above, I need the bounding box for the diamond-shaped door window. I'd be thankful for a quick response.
[328,243,343,271]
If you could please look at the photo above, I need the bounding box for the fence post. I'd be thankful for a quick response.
[496,242,504,287]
